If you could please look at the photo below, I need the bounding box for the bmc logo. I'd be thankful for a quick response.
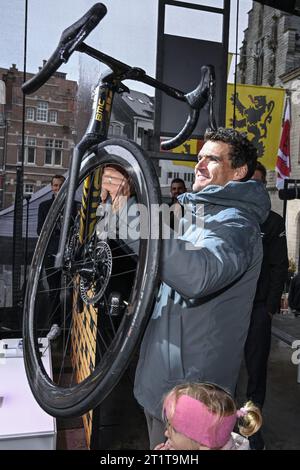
[291,340,300,365]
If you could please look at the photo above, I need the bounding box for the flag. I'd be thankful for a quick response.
[226,83,285,169]
[276,99,291,190]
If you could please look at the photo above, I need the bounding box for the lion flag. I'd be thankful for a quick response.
[226,84,285,169]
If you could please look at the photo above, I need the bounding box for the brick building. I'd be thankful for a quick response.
[238,2,300,88]
[0,63,77,209]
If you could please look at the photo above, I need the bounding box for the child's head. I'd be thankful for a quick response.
[162,382,262,450]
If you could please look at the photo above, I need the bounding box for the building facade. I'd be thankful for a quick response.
[238,2,300,88]
[0,64,77,209]
[238,2,300,266]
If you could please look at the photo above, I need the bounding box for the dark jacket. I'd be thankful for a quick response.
[134,180,270,420]
[37,195,78,254]
[37,196,55,236]
[254,211,288,314]
[289,272,300,311]
[37,196,61,254]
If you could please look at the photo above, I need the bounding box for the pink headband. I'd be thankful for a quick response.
[165,395,246,448]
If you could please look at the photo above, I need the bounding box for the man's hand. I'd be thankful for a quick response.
[101,166,131,211]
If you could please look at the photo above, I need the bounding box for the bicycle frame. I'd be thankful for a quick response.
[55,41,215,269]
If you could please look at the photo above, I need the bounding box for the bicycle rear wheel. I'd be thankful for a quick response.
[23,139,161,418]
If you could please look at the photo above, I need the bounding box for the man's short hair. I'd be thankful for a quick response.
[51,174,65,185]
[204,127,257,181]
[170,178,186,188]
[254,161,267,183]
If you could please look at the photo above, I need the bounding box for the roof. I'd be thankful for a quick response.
[121,89,154,119]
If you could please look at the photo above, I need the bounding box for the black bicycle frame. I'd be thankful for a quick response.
[55,44,186,268]
[55,41,213,269]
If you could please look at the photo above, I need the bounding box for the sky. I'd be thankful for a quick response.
[0,0,252,94]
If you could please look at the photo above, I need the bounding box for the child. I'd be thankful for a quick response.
[155,382,262,451]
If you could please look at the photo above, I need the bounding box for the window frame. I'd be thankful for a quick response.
[44,138,63,166]
[18,136,37,165]
[36,101,49,122]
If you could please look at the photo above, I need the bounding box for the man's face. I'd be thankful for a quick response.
[170,182,186,200]
[51,178,64,196]
[193,140,245,191]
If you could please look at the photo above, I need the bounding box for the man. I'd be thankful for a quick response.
[37,175,65,235]
[37,174,65,339]
[169,178,186,204]
[102,128,270,449]
[169,178,186,231]
[244,161,288,450]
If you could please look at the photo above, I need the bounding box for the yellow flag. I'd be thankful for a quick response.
[226,83,285,169]
[227,53,233,78]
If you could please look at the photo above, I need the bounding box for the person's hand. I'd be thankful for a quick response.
[101,166,131,211]
[154,440,174,450]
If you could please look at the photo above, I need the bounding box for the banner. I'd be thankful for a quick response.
[226,84,285,169]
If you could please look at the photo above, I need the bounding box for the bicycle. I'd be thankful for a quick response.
[22,3,216,418]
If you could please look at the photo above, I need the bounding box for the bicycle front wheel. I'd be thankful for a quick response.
[23,139,161,418]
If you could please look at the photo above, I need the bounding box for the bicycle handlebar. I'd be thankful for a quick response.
[22,3,107,94]
[161,65,215,150]
[22,3,216,150]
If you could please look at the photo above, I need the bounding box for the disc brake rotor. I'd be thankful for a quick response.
[79,240,112,305]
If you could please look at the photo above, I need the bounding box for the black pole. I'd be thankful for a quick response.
[23,194,31,297]
[282,178,288,225]
[232,0,240,128]
[12,0,28,310]
[12,166,24,308]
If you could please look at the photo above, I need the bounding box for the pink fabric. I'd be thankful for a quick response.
[236,407,248,418]
[166,395,237,448]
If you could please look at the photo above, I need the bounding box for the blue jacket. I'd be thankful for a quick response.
[134,180,270,419]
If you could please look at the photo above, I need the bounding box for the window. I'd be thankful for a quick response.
[49,110,57,123]
[24,183,34,195]
[114,125,121,136]
[45,139,63,166]
[138,127,144,139]
[18,136,36,164]
[26,107,35,121]
[36,101,48,122]
[255,39,264,86]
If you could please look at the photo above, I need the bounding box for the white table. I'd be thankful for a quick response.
[0,338,56,450]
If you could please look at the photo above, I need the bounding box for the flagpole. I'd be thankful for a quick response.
[232,0,240,128]
[281,91,291,225]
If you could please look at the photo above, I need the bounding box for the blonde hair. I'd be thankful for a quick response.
[164,383,262,444]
